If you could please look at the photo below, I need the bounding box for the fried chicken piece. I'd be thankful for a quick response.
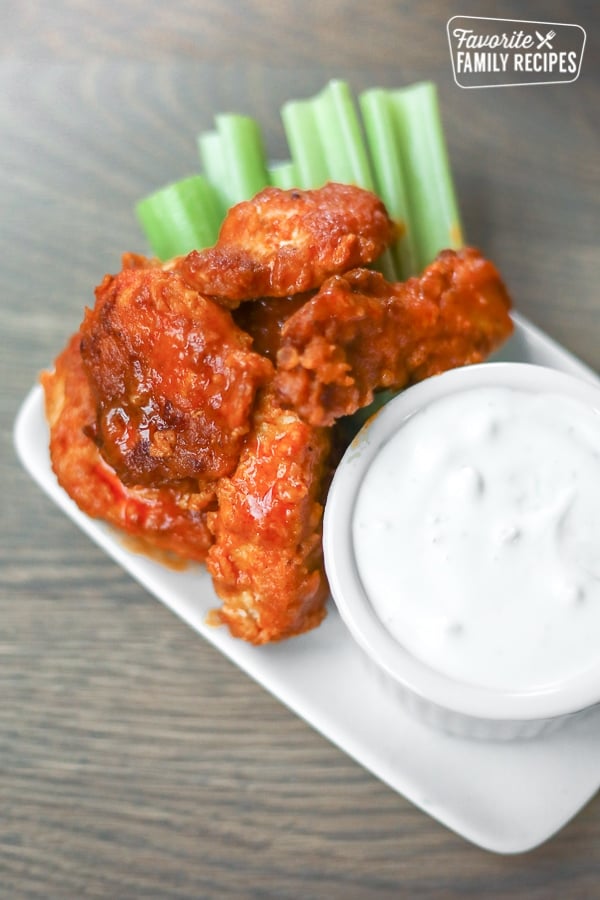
[41,332,216,563]
[180,183,396,307]
[79,265,273,488]
[275,247,514,426]
[206,387,332,644]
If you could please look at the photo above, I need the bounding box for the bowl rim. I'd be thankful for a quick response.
[323,361,600,723]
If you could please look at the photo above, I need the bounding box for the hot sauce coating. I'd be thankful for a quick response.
[180,183,396,307]
[207,387,332,644]
[274,248,514,426]
[41,332,216,563]
[79,265,272,488]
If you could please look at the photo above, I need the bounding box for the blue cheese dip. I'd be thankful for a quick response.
[352,386,600,691]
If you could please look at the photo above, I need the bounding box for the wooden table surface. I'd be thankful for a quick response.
[2,1,599,896]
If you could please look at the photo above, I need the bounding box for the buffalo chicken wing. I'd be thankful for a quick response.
[80,265,272,488]
[42,333,216,563]
[206,387,332,644]
[274,248,513,426]
[180,183,396,306]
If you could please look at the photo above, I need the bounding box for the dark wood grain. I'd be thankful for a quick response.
[1,1,599,896]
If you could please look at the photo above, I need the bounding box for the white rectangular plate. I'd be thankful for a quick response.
[14,312,600,854]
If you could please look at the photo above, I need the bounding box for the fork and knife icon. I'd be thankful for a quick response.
[535,29,556,49]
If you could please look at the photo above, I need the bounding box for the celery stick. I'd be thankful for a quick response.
[389,82,463,271]
[268,160,299,189]
[281,99,329,188]
[197,130,230,213]
[315,80,375,191]
[359,87,419,280]
[215,113,270,205]
[135,175,223,260]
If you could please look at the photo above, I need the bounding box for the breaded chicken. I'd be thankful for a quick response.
[180,183,396,307]
[79,265,273,488]
[274,248,514,426]
[206,387,332,644]
[41,333,216,563]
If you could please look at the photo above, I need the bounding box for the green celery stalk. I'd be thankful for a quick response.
[281,99,329,188]
[268,160,299,189]
[197,130,230,214]
[359,87,419,280]
[135,175,223,260]
[315,80,375,191]
[215,113,270,206]
[388,82,463,271]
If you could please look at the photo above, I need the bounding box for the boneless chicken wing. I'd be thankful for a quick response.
[274,248,514,426]
[206,387,333,644]
[180,183,396,306]
[41,332,216,563]
[79,265,273,488]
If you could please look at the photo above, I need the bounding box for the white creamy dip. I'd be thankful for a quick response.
[352,386,600,691]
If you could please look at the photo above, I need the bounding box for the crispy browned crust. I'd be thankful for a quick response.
[179,183,396,307]
[206,387,332,644]
[41,332,216,563]
[79,265,273,488]
[274,247,514,426]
